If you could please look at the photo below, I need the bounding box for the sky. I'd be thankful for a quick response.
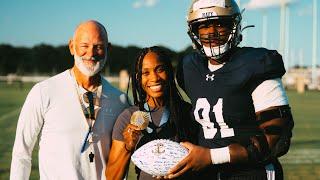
[0,0,319,67]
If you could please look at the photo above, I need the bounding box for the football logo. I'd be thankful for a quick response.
[152,143,165,154]
[206,74,215,81]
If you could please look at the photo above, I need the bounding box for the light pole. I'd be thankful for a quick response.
[262,11,268,48]
[285,5,290,70]
[279,0,288,68]
[312,0,318,86]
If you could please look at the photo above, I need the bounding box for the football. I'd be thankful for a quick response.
[131,139,189,176]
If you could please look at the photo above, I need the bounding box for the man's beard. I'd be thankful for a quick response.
[74,52,107,77]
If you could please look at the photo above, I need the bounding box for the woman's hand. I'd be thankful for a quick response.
[122,124,142,152]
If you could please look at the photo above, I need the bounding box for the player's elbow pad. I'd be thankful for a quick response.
[271,114,294,157]
[257,105,294,158]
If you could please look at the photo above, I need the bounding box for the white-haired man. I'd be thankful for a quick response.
[10,20,128,180]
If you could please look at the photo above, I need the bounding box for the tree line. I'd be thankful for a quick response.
[0,44,194,76]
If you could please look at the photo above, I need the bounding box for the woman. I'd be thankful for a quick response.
[106,46,197,179]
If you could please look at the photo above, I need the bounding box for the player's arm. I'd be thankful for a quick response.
[166,105,293,179]
[166,79,294,178]
[230,51,293,163]
[106,124,141,179]
[229,104,293,164]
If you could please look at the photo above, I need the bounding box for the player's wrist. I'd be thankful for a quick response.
[210,147,230,164]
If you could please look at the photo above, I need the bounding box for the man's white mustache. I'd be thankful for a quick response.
[80,56,104,61]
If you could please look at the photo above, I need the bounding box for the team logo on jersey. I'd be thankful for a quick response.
[206,74,215,81]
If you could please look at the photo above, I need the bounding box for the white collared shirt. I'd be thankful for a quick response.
[10,70,128,180]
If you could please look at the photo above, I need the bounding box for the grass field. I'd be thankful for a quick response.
[1,81,320,179]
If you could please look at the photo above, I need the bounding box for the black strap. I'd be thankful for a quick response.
[256,105,291,124]
[264,126,283,135]
[84,91,95,120]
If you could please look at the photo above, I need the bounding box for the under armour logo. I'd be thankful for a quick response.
[206,74,215,81]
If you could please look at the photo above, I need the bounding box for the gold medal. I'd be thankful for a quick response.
[130,111,150,130]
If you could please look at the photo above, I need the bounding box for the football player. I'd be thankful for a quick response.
[167,0,294,179]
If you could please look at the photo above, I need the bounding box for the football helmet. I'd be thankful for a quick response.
[187,0,242,61]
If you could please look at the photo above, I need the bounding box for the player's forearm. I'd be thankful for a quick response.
[209,143,247,165]
[228,143,249,163]
[211,139,275,165]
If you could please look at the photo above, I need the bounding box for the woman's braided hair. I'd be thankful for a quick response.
[130,46,196,142]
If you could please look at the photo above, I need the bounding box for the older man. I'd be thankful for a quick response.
[10,20,128,180]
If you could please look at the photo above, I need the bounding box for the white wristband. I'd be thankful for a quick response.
[210,147,231,164]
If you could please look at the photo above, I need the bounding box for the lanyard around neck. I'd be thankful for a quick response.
[70,69,102,122]
[143,103,170,127]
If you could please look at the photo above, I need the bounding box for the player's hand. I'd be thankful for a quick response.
[165,142,211,179]
[122,124,141,152]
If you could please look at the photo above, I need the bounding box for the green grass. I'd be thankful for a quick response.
[1,82,320,179]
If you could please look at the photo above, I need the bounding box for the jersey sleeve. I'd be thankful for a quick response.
[247,49,286,93]
[253,50,286,81]
[252,78,289,112]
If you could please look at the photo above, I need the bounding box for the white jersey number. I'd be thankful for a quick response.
[194,98,234,139]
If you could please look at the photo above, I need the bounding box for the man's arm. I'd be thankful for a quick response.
[10,84,45,180]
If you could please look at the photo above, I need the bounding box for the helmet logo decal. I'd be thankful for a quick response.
[206,74,215,81]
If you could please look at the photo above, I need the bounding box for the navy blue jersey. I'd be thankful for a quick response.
[177,47,286,149]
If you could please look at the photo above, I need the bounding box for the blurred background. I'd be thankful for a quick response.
[0,0,319,179]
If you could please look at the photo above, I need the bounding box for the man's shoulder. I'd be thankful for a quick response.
[232,47,286,85]
[38,70,70,86]
[232,47,278,62]
[34,70,70,91]
[234,47,283,65]
[101,76,129,105]
[233,47,284,74]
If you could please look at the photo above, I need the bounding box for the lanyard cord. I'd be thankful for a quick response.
[69,69,102,153]
[143,103,169,128]
[70,69,102,123]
